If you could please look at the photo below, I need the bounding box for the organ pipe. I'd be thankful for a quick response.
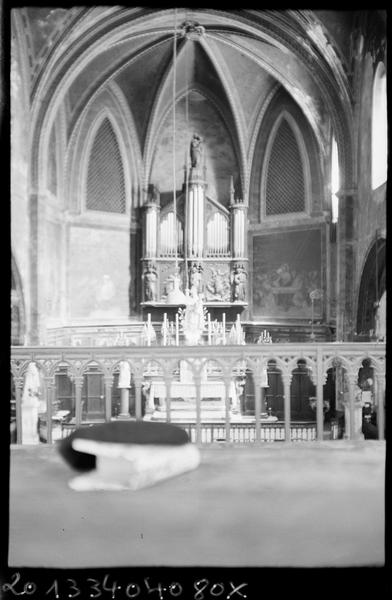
[198,186,204,257]
[145,204,159,257]
[232,203,246,258]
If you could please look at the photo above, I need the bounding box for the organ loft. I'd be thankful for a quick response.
[141,132,248,322]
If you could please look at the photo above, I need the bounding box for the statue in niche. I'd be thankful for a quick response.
[144,263,158,302]
[189,262,203,295]
[190,133,203,168]
[205,268,230,301]
[231,264,247,302]
[147,183,160,204]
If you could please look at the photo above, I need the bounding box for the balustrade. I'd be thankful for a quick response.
[10,342,385,445]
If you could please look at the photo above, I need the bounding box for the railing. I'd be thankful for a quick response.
[177,422,317,443]
[54,420,318,444]
[10,342,385,445]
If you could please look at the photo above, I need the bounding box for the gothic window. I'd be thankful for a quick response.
[263,115,307,217]
[371,62,387,190]
[86,118,126,213]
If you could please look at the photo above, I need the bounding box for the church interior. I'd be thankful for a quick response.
[9,8,387,569]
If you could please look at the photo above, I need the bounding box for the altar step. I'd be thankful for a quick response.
[147,410,277,424]
[160,400,229,411]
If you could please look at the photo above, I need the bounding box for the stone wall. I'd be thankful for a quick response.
[68,225,130,321]
[150,92,238,204]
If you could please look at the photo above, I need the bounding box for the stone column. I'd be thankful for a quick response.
[28,193,49,344]
[44,377,55,444]
[253,378,262,443]
[164,377,172,423]
[118,389,130,418]
[323,211,332,324]
[375,372,385,440]
[336,189,357,340]
[74,376,84,427]
[223,376,232,442]
[117,361,131,418]
[104,376,113,421]
[344,374,364,440]
[194,373,202,444]
[14,377,24,445]
[282,374,292,443]
[134,375,143,421]
[316,347,325,441]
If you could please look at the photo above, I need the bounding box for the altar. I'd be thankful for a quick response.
[146,359,239,420]
[147,379,238,421]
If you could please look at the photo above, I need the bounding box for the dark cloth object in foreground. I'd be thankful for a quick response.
[57,421,190,471]
[362,420,378,440]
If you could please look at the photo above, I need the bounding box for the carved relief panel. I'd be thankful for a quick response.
[204,262,231,302]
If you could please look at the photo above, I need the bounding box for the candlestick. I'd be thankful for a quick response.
[175,313,179,346]
[222,313,226,344]
[208,313,211,345]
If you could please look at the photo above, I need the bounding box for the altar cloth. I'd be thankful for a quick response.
[9,441,385,568]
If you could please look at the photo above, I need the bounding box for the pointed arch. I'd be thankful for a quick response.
[261,111,311,220]
[148,84,241,201]
[249,89,323,223]
[29,8,355,200]
[86,118,126,213]
[65,84,142,213]
[143,36,246,196]
[356,236,386,336]
[371,62,387,190]
[47,124,58,196]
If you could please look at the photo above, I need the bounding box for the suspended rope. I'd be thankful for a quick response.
[172,8,178,273]
[184,8,190,134]
[184,23,190,291]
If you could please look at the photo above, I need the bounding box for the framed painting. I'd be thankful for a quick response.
[252,228,323,319]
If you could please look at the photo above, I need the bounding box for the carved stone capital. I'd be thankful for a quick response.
[73,376,84,390]
[43,376,56,389]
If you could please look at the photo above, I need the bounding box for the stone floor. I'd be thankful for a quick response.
[8,440,385,568]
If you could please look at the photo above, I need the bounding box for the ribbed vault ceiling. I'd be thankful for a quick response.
[15,7,372,189]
